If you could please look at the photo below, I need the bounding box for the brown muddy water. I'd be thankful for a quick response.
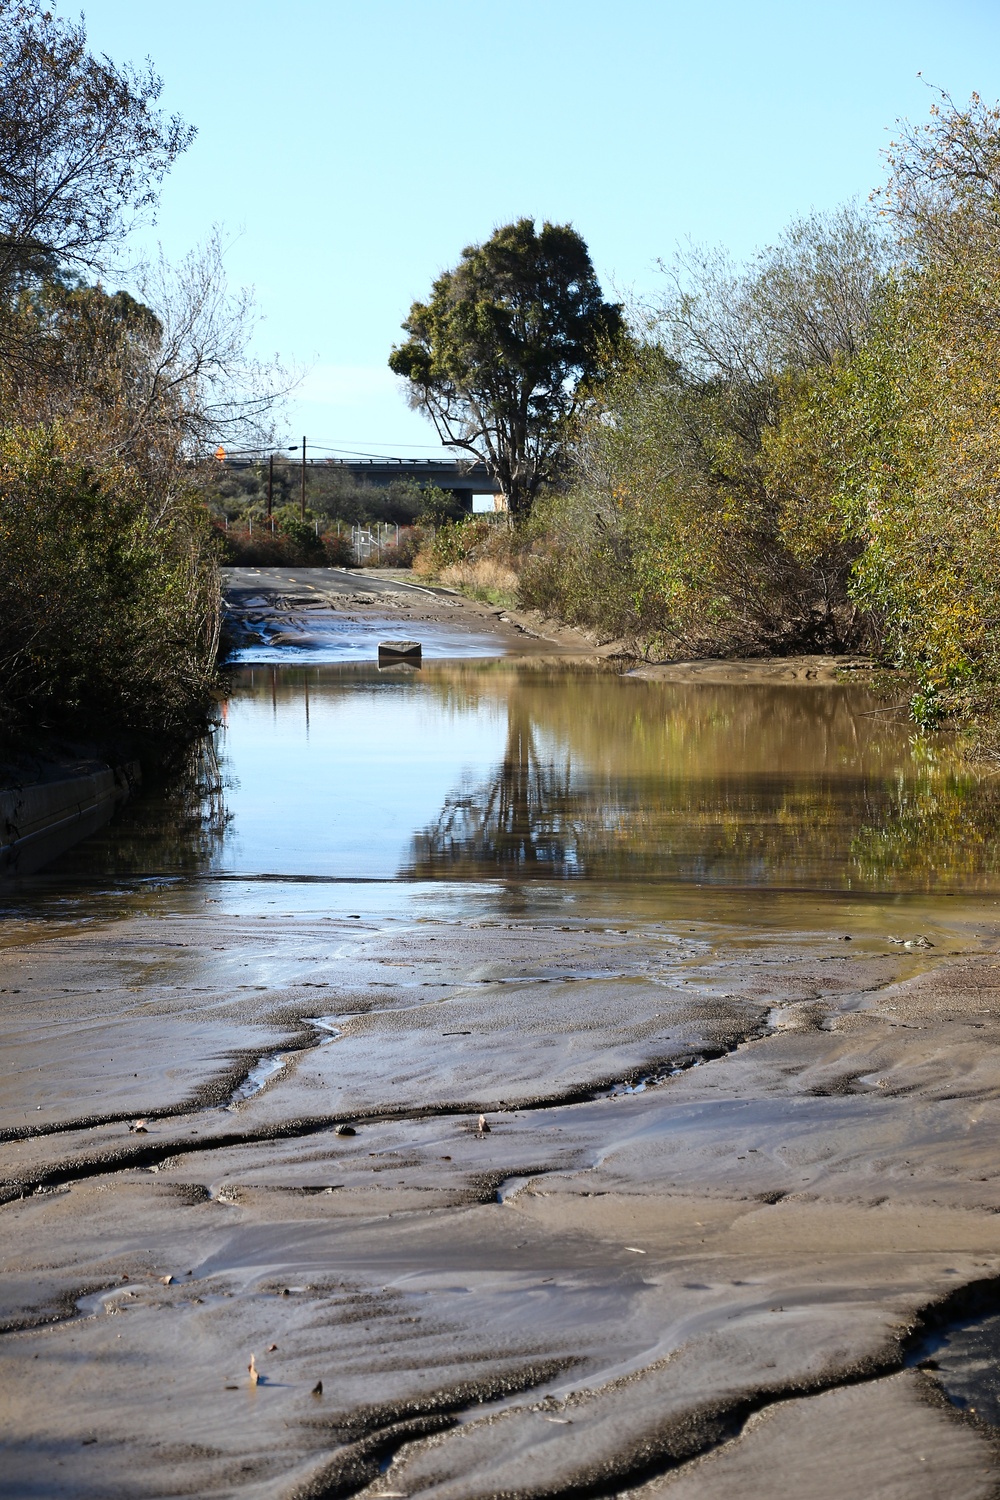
[5,661,1000,1499]
[39,660,1000,899]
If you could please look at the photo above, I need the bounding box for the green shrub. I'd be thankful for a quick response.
[413,517,496,574]
[277,512,325,560]
[0,424,220,751]
[216,514,355,567]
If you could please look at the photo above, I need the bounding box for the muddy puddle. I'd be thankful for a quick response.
[217,662,1000,892]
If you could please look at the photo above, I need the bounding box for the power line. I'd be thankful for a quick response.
[305,439,453,451]
[198,440,473,464]
[307,446,466,462]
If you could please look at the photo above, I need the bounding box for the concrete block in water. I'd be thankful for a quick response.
[378,640,422,663]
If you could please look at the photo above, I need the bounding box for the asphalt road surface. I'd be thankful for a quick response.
[222,564,453,606]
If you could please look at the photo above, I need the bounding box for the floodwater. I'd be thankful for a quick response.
[225,617,511,664]
[20,659,1000,930]
[214,662,1000,893]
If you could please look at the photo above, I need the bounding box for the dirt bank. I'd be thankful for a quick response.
[625,653,877,684]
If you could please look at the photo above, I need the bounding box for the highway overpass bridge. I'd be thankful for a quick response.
[223,455,504,512]
[325,457,502,508]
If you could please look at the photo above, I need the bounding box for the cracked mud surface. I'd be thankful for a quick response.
[4,899,1000,1498]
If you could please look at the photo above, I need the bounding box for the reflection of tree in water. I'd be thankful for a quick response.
[405,675,1000,892]
[850,757,1000,889]
[53,733,230,879]
[407,703,581,878]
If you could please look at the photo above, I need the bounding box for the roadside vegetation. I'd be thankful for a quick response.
[199,463,461,568]
[397,100,1000,742]
[0,3,280,762]
[8,0,1000,757]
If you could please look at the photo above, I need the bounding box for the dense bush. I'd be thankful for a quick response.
[0,425,219,746]
[412,517,520,603]
[505,96,1000,741]
[0,6,283,760]
[514,208,880,658]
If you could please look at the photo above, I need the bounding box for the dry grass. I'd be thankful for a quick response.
[410,546,438,579]
[438,556,519,601]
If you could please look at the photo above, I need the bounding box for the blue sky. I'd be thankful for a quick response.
[77,0,1000,458]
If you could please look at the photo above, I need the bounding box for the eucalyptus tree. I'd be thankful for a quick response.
[389,218,623,517]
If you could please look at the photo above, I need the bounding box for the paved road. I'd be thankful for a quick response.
[222,565,450,605]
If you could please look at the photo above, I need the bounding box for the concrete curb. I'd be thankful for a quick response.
[0,761,140,877]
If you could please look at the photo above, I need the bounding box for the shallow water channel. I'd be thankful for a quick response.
[218,661,1000,889]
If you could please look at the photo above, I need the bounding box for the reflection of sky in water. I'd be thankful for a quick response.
[213,664,1000,894]
[33,662,1000,911]
[217,671,507,876]
[11,662,1000,944]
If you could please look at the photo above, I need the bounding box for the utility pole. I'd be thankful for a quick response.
[300,435,307,521]
[267,453,274,521]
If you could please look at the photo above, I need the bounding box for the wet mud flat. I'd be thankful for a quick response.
[4,895,1000,1498]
